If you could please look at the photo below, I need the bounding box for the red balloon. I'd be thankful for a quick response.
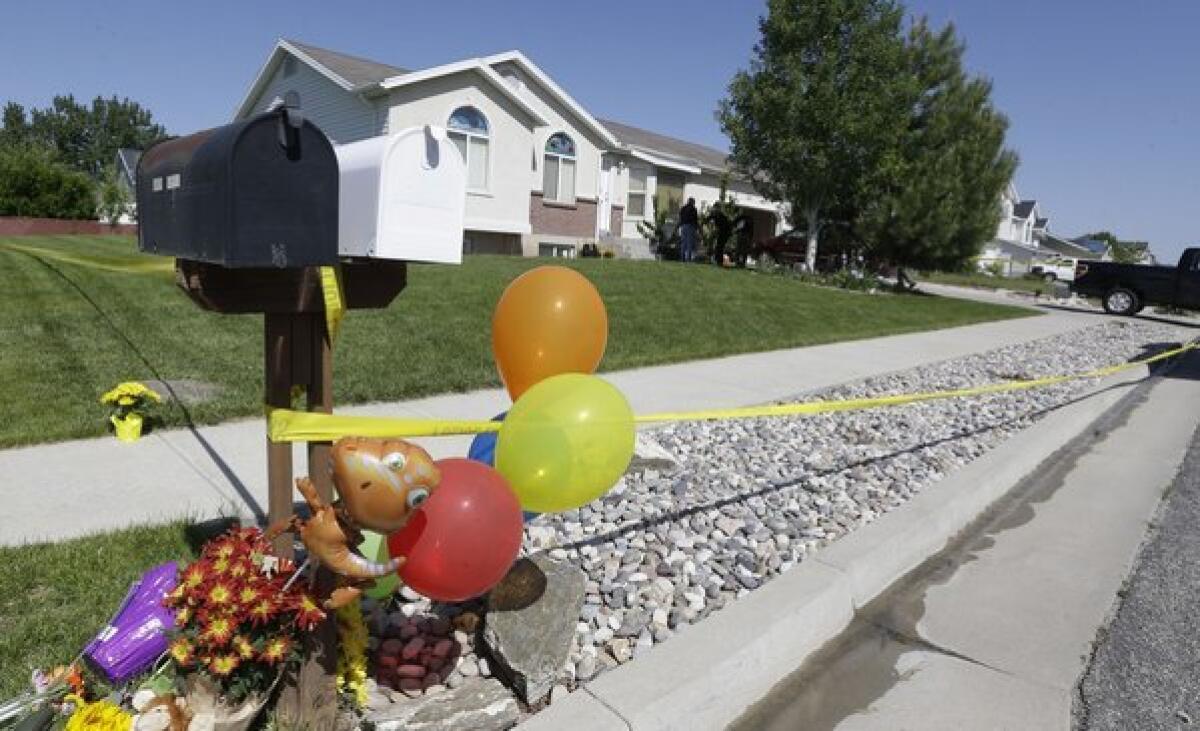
[388,458,524,602]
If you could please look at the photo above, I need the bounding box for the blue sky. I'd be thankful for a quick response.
[2,1,1197,260]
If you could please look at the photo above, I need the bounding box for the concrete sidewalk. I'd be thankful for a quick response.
[734,342,1200,730]
[3,304,1107,546]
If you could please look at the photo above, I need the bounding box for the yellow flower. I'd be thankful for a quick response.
[336,603,370,707]
[100,381,161,406]
[64,697,132,731]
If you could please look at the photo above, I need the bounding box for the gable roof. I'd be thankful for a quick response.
[599,118,731,173]
[377,58,547,127]
[1038,232,1095,258]
[1034,217,1049,229]
[1013,200,1037,219]
[284,39,408,88]
[483,51,620,148]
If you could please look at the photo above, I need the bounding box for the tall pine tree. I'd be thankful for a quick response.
[719,0,911,271]
[858,20,1017,275]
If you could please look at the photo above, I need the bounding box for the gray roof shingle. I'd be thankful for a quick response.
[598,118,731,172]
[1013,200,1037,218]
[285,39,408,89]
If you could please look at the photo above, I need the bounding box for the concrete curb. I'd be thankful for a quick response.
[519,365,1154,730]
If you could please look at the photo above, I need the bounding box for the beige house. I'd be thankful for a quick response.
[234,39,785,258]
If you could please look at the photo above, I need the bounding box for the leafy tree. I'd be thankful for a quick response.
[96,163,133,224]
[637,205,681,260]
[719,0,911,272]
[1,102,27,146]
[26,94,166,179]
[0,142,97,219]
[859,19,1017,278]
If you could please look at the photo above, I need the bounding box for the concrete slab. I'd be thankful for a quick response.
[584,561,854,730]
[907,368,1200,691]
[833,650,1070,731]
[518,689,629,731]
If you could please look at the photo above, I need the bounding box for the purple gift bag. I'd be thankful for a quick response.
[83,561,178,683]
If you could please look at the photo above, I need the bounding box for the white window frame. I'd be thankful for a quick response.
[447,106,491,193]
[627,165,649,218]
[542,132,577,204]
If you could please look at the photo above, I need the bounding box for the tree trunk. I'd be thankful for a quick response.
[804,207,820,272]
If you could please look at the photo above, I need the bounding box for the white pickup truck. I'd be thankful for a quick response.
[1031,257,1080,283]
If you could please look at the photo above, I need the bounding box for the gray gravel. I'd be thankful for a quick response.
[522,321,1185,684]
[1075,410,1200,730]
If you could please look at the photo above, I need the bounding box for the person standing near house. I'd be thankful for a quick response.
[679,198,699,262]
[707,204,734,266]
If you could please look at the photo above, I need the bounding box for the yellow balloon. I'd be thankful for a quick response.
[496,373,635,513]
[359,530,399,599]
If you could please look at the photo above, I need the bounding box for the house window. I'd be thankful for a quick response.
[627,166,648,217]
[542,133,576,203]
[447,106,489,190]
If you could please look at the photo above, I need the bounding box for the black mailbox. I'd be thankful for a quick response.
[137,103,338,268]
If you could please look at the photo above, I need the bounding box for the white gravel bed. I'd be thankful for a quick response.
[524,320,1187,684]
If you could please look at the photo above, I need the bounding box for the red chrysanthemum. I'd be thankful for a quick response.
[260,636,292,664]
[205,581,235,608]
[174,604,194,628]
[181,563,208,591]
[236,583,260,606]
[209,653,240,676]
[292,594,326,631]
[232,634,255,660]
[168,637,195,667]
[200,615,235,646]
[248,596,278,625]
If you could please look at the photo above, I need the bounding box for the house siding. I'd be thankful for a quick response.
[243,59,379,144]
[384,71,538,235]
[489,62,604,206]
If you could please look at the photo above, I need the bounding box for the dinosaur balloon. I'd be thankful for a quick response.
[269,437,441,609]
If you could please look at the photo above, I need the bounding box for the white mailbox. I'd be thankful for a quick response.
[337,125,466,264]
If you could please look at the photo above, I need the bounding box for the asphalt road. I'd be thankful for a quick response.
[1075,415,1200,729]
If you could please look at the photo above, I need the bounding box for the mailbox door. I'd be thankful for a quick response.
[374,126,466,265]
[230,117,339,268]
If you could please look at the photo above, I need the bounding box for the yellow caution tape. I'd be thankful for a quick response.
[267,342,1197,443]
[319,265,345,343]
[1,241,174,274]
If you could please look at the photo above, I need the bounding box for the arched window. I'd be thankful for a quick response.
[543,132,576,203]
[448,106,489,190]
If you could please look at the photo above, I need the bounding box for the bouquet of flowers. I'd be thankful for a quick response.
[163,527,324,703]
[100,382,162,442]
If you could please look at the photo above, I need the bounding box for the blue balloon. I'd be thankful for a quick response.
[467,411,539,523]
[467,411,507,467]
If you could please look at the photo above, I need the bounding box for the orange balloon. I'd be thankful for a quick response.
[492,266,608,400]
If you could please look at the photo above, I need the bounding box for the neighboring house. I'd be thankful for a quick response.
[980,183,1050,275]
[1038,232,1097,260]
[1068,237,1156,265]
[233,39,785,258]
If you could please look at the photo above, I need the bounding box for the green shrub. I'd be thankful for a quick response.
[0,142,97,219]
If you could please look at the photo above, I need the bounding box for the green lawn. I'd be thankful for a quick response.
[0,522,200,698]
[918,269,1051,294]
[0,236,1034,447]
